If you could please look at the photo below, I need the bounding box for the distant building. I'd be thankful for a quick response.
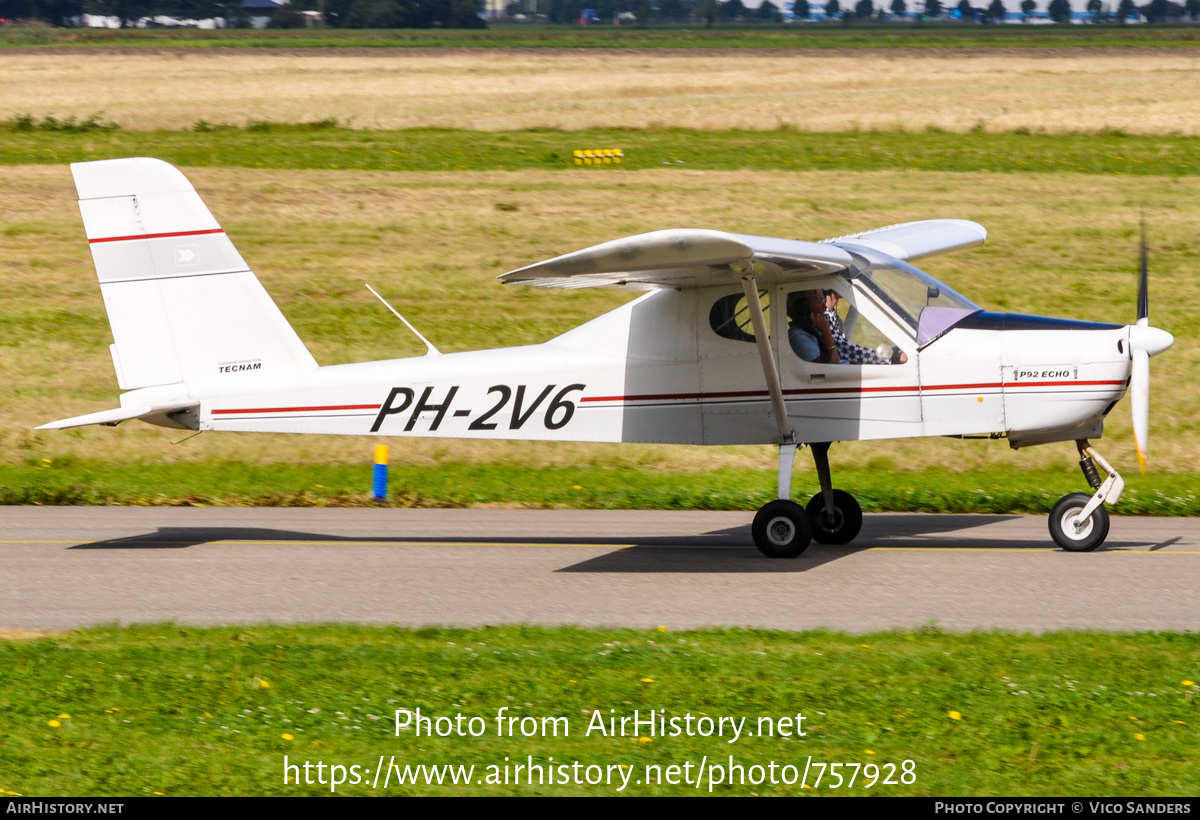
[81,14,225,27]
[80,0,284,29]
[242,0,284,27]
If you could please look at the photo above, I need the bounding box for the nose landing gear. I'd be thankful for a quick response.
[1048,440,1123,552]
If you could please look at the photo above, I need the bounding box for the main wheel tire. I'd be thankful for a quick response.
[805,490,864,545]
[1049,492,1110,552]
[752,500,813,558]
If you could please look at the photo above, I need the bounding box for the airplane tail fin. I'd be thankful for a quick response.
[72,158,316,391]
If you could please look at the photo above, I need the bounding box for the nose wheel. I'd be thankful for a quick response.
[1049,492,1111,552]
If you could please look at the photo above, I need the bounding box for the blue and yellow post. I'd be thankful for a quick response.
[373,444,389,502]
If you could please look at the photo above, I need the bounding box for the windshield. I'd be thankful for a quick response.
[840,245,979,343]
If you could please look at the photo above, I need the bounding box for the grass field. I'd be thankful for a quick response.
[2,38,1197,802]
[5,50,1200,134]
[0,46,1196,511]
[2,625,1197,796]
[3,158,1196,485]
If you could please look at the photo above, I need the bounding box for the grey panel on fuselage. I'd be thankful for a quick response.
[619,289,704,444]
[696,286,777,445]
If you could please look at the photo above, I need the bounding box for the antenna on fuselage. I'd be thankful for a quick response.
[365,283,441,356]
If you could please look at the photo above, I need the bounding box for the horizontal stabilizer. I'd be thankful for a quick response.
[822,219,987,261]
[37,403,195,430]
[500,229,852,290]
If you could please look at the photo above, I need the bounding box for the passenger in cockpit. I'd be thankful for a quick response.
[822,289,907,365]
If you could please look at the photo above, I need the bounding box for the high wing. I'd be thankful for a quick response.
[498,220,986,289]
[498,229,853,289]
[818,218,987,262]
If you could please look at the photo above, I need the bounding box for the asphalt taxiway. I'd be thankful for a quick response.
[3,508,1197,633]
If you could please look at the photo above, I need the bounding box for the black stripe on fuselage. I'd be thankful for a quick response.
[954,312,1122,332]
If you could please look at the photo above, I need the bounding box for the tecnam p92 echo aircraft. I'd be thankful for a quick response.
[41,158,1174,557]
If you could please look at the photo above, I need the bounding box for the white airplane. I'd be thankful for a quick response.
[40,158,1175,557]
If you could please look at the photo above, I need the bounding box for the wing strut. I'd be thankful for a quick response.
[739,266,798,501]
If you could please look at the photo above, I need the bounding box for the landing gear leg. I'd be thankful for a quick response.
[1049,439,1122,552]
[737,273,813,559]
[805,442,863,545]
[751,442,812,558]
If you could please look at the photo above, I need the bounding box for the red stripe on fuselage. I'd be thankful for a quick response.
[212,380,1126,416]
[89,228,225,244]
[580,380,1125,404]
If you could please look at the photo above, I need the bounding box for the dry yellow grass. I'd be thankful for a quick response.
[5,51,1200,134]
[1,164,1195,478]
[0,629,58,640]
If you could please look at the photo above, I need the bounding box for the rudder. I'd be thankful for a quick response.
[73,158,316,390]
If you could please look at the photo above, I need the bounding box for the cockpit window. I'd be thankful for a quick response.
[710,291,770,343]
[784,287,907,366]
[844,248,979,333]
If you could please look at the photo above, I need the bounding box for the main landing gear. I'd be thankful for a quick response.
[735,274,863,558]
[752,499,812,559]
[1048,440,1123,552]
[751,442,864,558]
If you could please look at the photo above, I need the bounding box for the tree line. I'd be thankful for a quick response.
[535,0,1194,23]
[0,0,486,27]
[2,0,1195,26]
[809,0,1197,21]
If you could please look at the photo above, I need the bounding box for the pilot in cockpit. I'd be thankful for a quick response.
[786,290,839,364]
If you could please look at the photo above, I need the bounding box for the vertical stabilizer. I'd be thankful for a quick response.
[72,158,317,390]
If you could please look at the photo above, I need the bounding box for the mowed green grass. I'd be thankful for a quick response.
[2,625,1197,796]
[7,125,1200,176]
[5,22,1200,50]
[5,460,1200,515]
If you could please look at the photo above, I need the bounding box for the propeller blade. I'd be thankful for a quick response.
[1131,347,1149,475]
[1138,219,1149,327]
